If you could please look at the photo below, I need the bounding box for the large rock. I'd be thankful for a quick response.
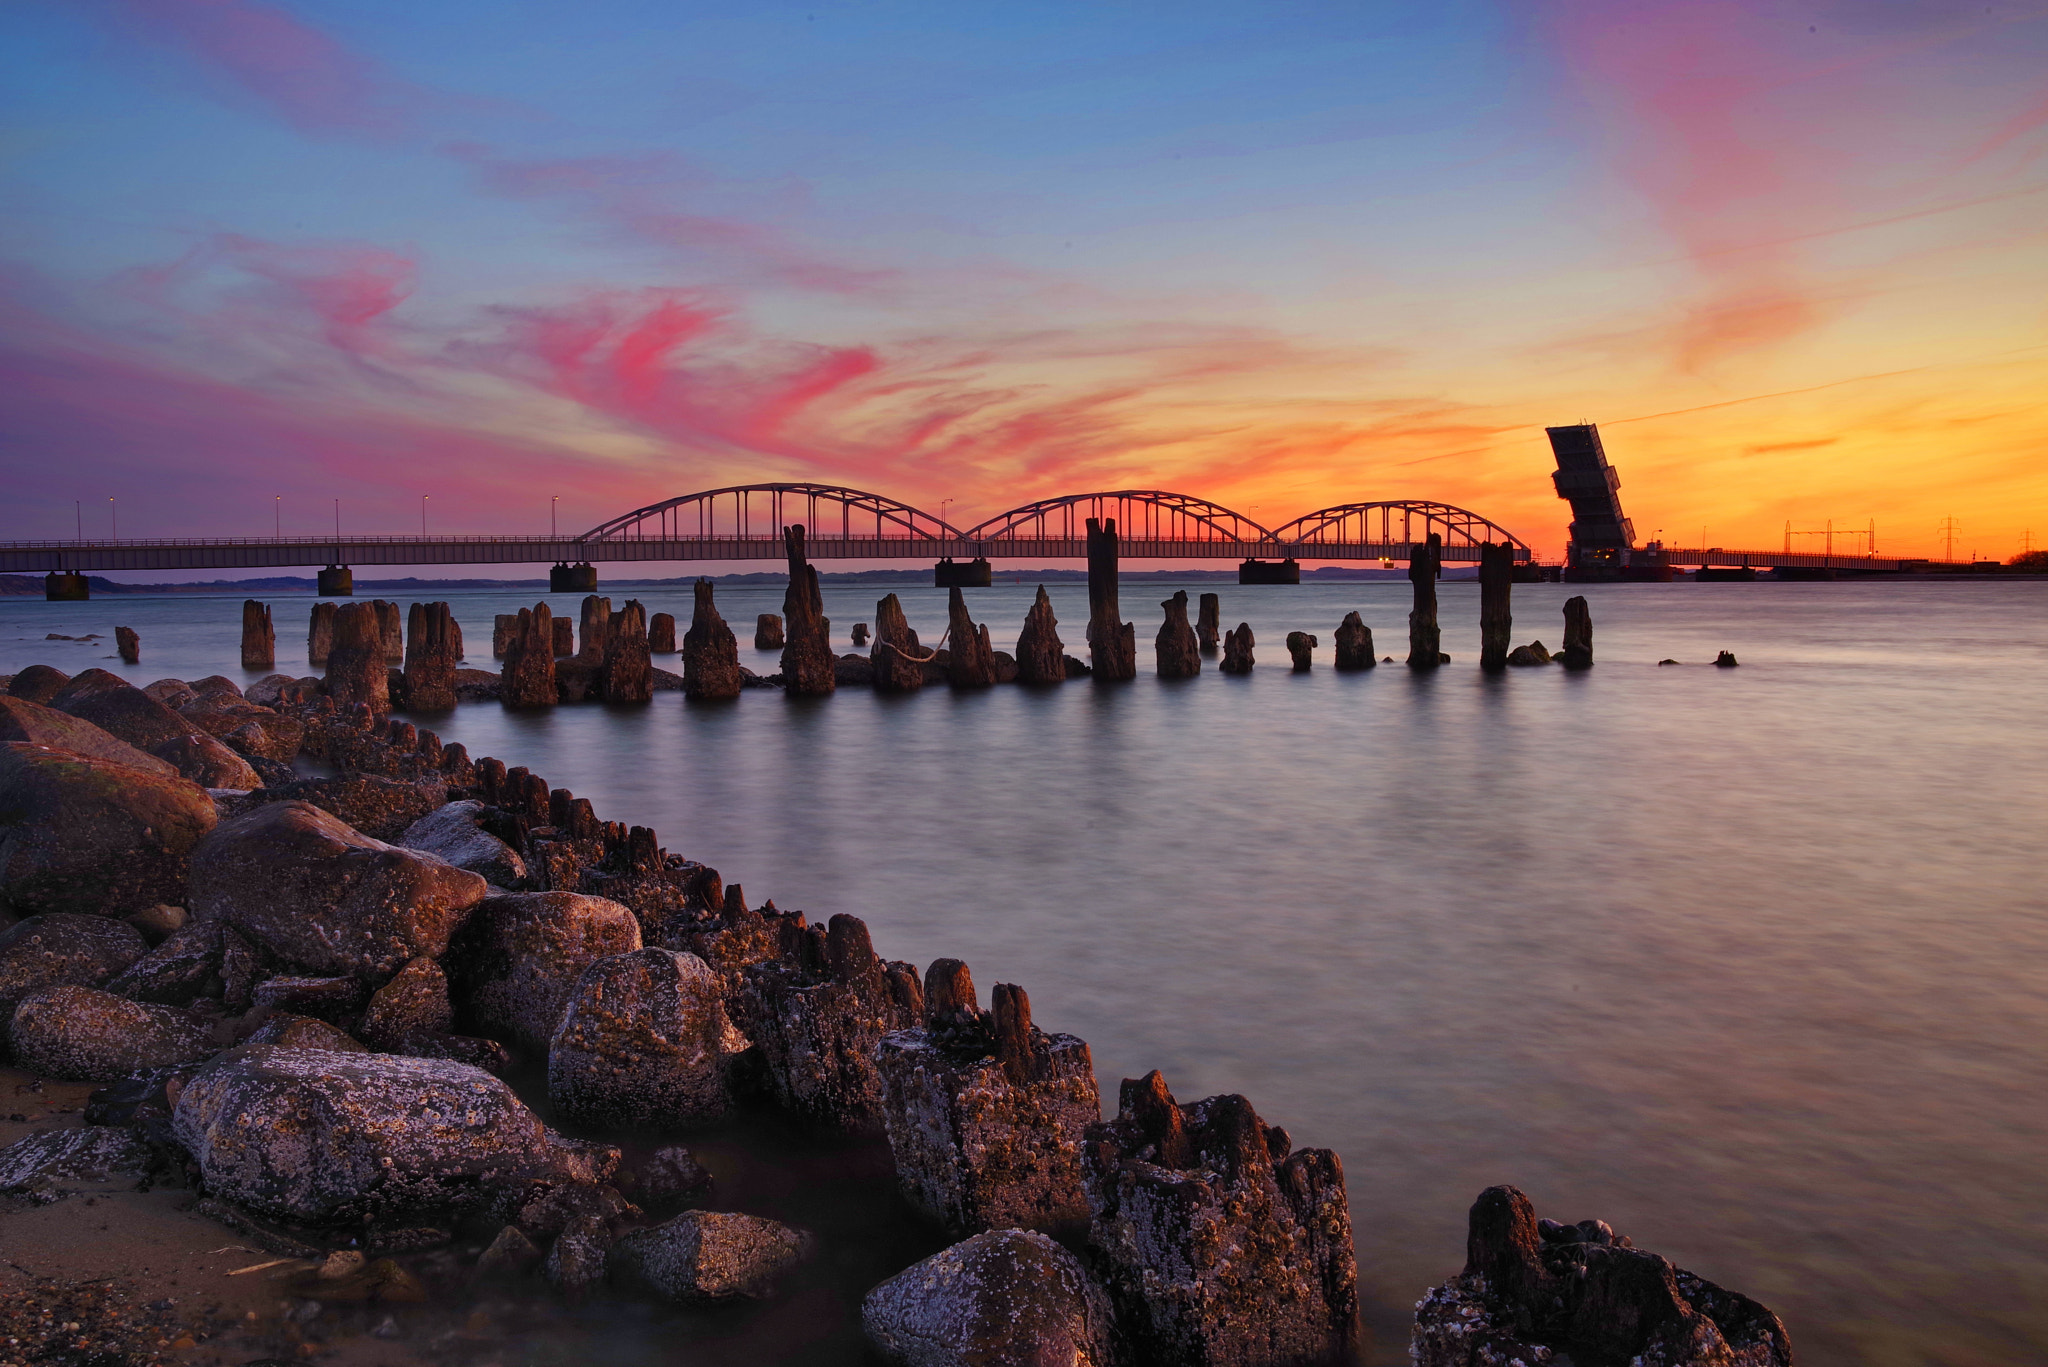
[171,1047,616,1224]
[1507,640,1552,666]
[1082,1071,1358,1366]
[188,801,487,983]
[876,968,1098,1235]
[871,593,927,693]
[1014,587,1066,684]
[946,588,998,688]
[398,800,528,888]
[0,913,149,1016]
[0,742,218,920]
[357,956,455,1048]
[861,1227,1115,1367]
[0,1126,153,1194]
[1334,612,1375,669]
[151,732,263,790]
[47,671,193,752]
[9,984,216,1080]
[1155,591,1201,678]
[683,581,743,700]
[253,773,446,842]
[444,892,643,1054]
[548,949,748,1129]
[609,1210,814,1301]
[1411,1185,1792,1367]
[102,920,236,1007]
[5,665,71,704]
[0,696,177,778]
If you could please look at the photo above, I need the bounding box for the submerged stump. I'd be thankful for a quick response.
[945,588,997,689]
[780,526,836,695]
[240,601,275,671]
[324,602,389,713]
[1015,587,1066,684]
[1155,591,1201,678]
[871,594,926,693]
[1408,532,1443,668]
[402,602,462,711]
[1220,623,1255,674]
[1562,595,1593,669]
[683,580,743,700]
[1196,592,1221,652]
[1085,518,1137,681]
[601,600,653,703]
[1334,612,1374,669]
[1480,542,1514,671]
[500,603,559,709]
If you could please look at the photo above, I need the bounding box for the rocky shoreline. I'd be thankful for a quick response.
[2,636,1791,1367]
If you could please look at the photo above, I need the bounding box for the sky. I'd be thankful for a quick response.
[2,0,2044,561]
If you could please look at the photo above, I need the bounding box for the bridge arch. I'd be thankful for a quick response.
[962,491,1273,544]
[1266,501,1532,557]
[578,483,965,542]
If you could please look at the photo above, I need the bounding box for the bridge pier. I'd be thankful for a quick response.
[933,557,992,588]
[317,566,354,597]
[1238,558,1300,585]
[45,572,89,601]
[551,562,598,593]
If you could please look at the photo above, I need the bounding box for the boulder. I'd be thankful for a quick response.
[0,696,177,777]
[144,679,198,709]
[252,773,447,842]
[251,974,369,1024]
[1082,1071,1358,1366]
[115,626,141,662]
[152,732,263,790]
[546,1215,613,1295]
[0,742,218,920]
[1155,591,1201,678]
[861,1228,1115,1367]
[1014,587,1066,684]
[1220,623,1254,674]
[1285,631,1317,672]
[171,1046,616,1224]
[0,913,150,1017]
[47,671,192,752]
[474,1224,543,1281]
[876,969,1098,1235]
[0,1126,154,1194]
[398,801,528,888]
[5,665,71,704]
[1411,1186,1792,1367]
[835,653,876,687]
[188,801,487,983]
[623,1145,715,1212]
[10,984,216,1080]
[243,1013,368,1053]
[102,920,229,1006]
[444,892,643,1054]
[1334,612,1375,669]
[548,949,748,1129]
[682,581,744,700]
[609,1210,814,1302]
[1716,650,1740,667]
[358,956,455,1048]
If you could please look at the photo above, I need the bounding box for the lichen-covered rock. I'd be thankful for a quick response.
[623,1145,715,1212]
[876,967,1098,1235]
[250,974,368,1024]
[609,1210,814,1301]
[475,1223,543,1281]
[151,732,264,790]
[444,892,643,1054]
[1334,612,1374,670]
[46,671,192,752]
[10,984,216,1080]
[0,913,149,1016]
[682,581,744,700]
[6,665,71,705]
[252,773,446,842]
[172,1046,616,1224]
[0,742,218,920]
[1082,1071,1358,1367]
[102,920,229,1006]
[861,1227,1116,1367]
[1411,1185,1792,1367]
[359,956,455,1048]
[397,800,527,888]
[548,949,747,1129]
[545,1215,613,1295]
[0,696,177,778]
[736,913,922,1131]
[1014,587,1066,684]
[243,1013,368,1052]
[0,1126,153,1193]
[188,801,487,983]
[1220,624,1255,674]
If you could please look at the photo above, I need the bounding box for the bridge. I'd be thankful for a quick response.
[3,486,1535,596]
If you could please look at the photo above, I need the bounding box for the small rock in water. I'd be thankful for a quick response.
[317,1250,367,1280]
[1716,650,1740,667]
[474,1224,543,1281]
[862,1227,1114,1367]
[1659,658,1680,666]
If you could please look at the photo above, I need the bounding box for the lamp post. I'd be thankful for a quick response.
[421,494,429,537]
[275,496,282,538]
[109,497,116,541]
[551,496,558,539]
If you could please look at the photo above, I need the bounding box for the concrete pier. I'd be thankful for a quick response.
[44,572,88,601]
[316,566,353,597]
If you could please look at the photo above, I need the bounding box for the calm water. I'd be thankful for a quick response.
[6,578,2046,1366]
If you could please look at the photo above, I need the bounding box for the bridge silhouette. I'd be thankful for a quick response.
[2,485,1534,581]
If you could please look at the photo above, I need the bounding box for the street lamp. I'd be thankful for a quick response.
[275,495,281,538]
[421,494,429,537]
[551,496,559,539]
[108,497,116,541]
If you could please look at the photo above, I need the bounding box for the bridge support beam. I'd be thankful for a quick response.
[1238,558,1300,585]
[933,557,992,588]
[551,562,598,593]
[45,572,89,601]
[317,566,354,597]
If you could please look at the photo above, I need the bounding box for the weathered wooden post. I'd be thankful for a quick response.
[1286,632,1317,671]
[755,614,785,649]
[1480,542,1514,670]
[373,599,403,663]
[1334,612,1374,669]
[307,602,337,667]
[780,525,836,694]
[647,612,677,654]
[601,599,653,703]
[115,626,140,664]
[578,595,611,666]
[240,601,275,670]
[1085,517,1136,681]
[402,601,462,710]
[871,593,926,693]
[493,613,517,659]
[1407,532,1442,667]
[1196,592,1221,652]
[851,622,870,647]
[1015,587,1066,683]
[500,603,559,708]
[946,587,996,688]
[683,580,743,700]
[325,601,389,711]
[1561,595,1593,668]
[1221,623,1255,674]
[551,617,575,657]
[1156,590,1201,677]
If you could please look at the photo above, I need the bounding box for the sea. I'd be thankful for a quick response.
[4,576,2044,1367]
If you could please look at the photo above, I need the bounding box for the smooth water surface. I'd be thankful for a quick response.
[6,578,2045,1366]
